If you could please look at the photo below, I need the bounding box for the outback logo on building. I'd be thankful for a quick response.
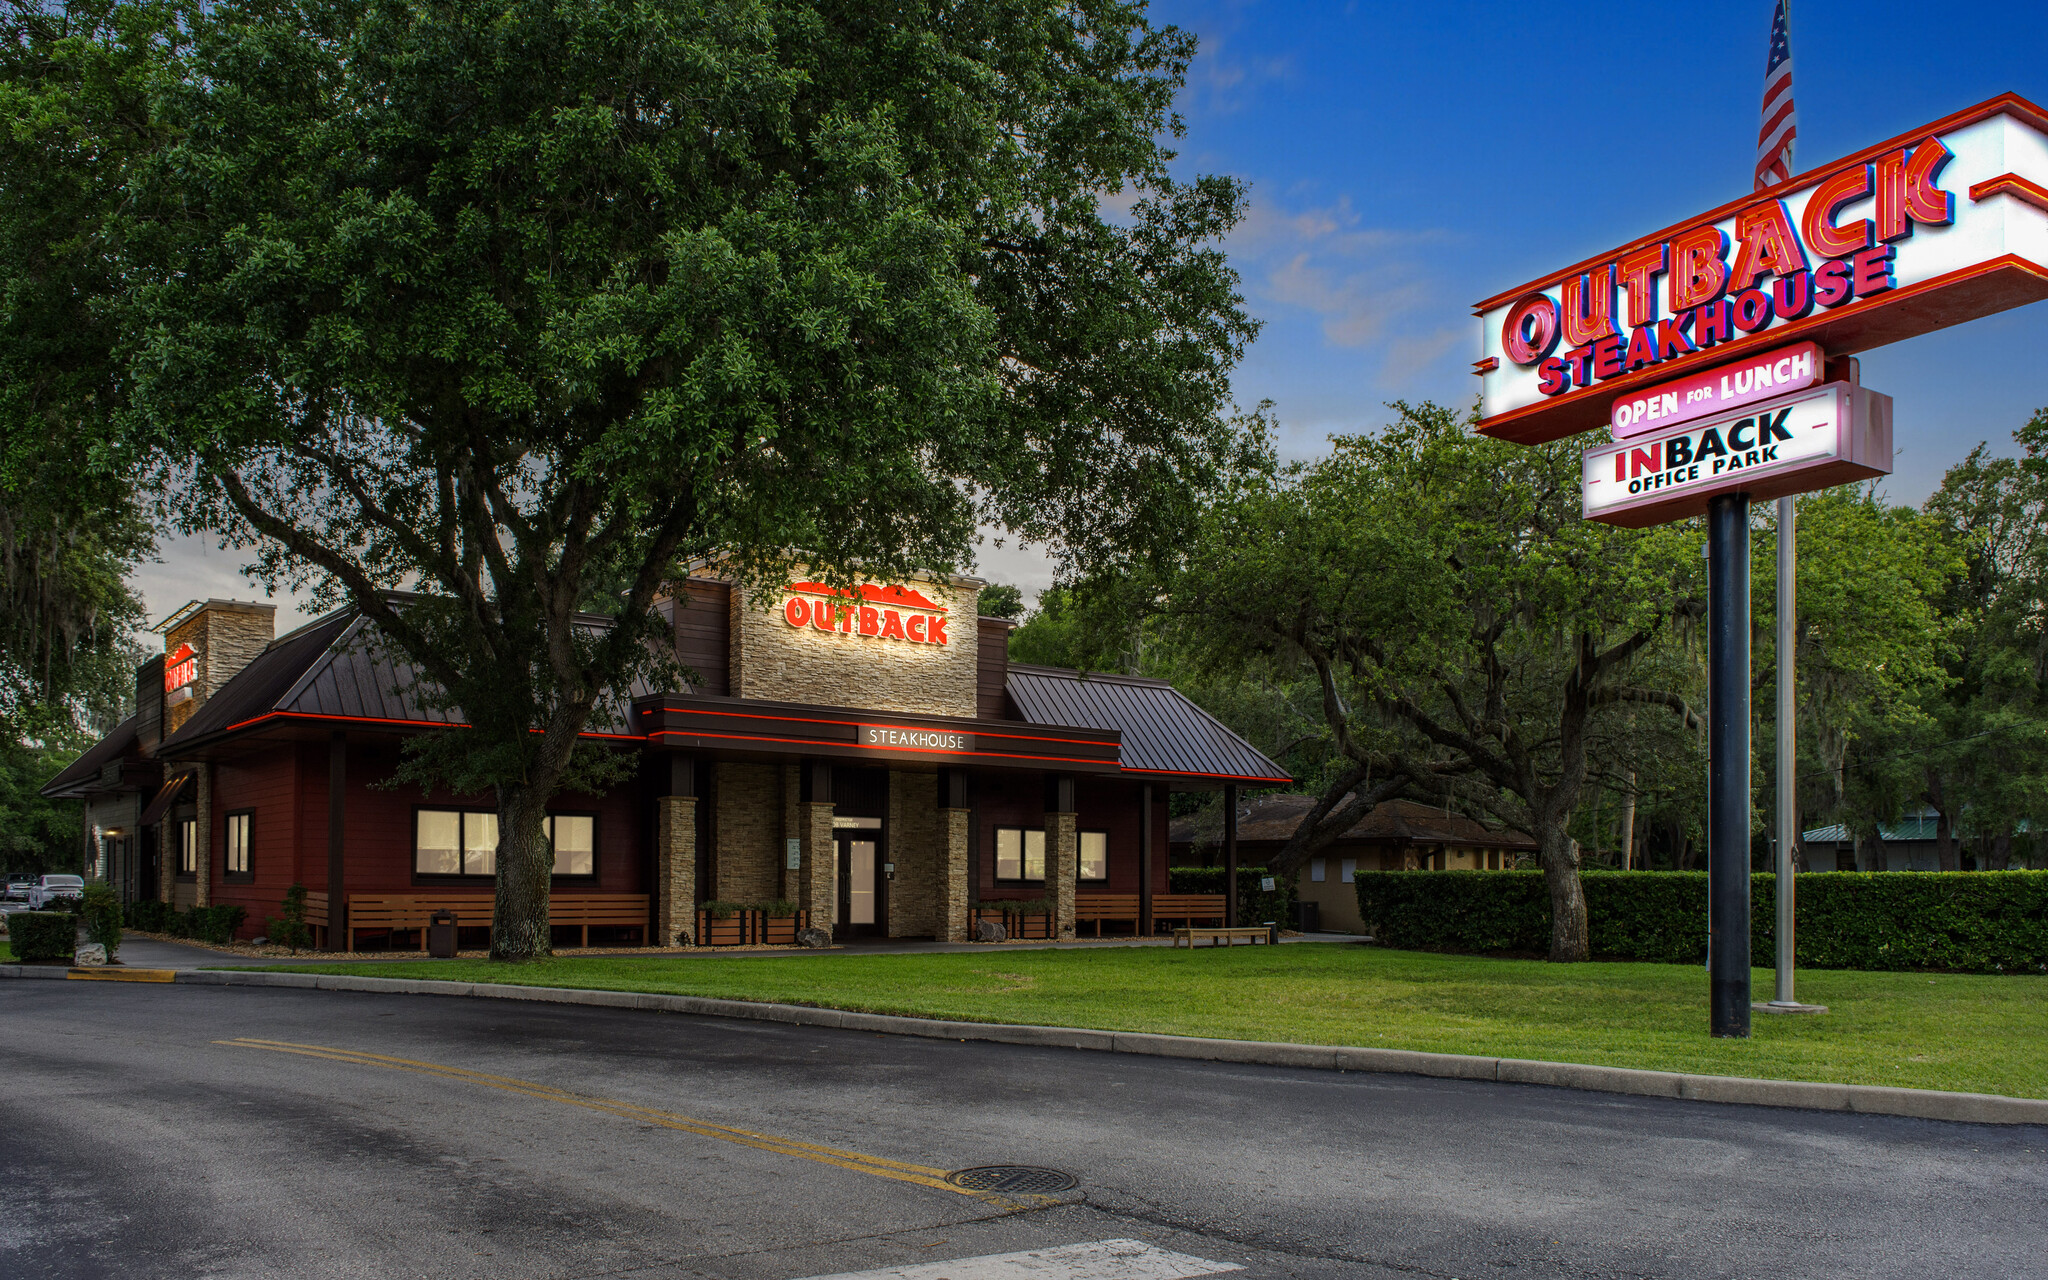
[164,642,198,702]
[781,582,951,646]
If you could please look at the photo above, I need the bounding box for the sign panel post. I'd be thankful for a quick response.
[1707,494,1752,1038]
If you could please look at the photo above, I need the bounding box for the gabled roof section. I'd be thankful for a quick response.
[39,714,141,798]
[1169,794,1537,850]
[1004,665,1290,784]
[157,605,644,753]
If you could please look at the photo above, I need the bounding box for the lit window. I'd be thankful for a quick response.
[416,810,461,875]
[1340,858,1357,884]
[545,814,595,876]
[462,812,498,876]
[1310,858,1326,883]
[225,812,253,876]
[179,817,198,875]
[1078,831,1108,881]
[995,827,1047,881]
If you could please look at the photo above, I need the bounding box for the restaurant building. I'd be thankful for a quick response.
[44,574,1289,946]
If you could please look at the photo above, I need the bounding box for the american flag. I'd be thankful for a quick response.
[1755,0,1797,188]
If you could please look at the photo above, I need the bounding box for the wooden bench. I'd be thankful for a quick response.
[1149,893,1227,931]
[336,893,651,951]
[1073,894,1139,936]
[1173,926,1271,948]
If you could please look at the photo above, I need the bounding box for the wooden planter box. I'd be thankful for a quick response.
[696,910,751,946]
[754,911,809,945]
[970,906,1054,939]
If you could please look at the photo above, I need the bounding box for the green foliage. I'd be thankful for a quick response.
[0,723,93,876]
[976,584,1025,620]
[8,910,74,961]
[750,900,801,919]
[1355,870,2048,973]
[268,884,313,954]
[124,899,170,932]
[699,901,748,921]
[79,879,121,957]
[1167,866,1296,927]
[7,0,1255,960]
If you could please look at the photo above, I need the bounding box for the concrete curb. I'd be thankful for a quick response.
[9,963,2045,1126]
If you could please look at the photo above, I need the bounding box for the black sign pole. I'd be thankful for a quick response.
[1707,492,1753,1038]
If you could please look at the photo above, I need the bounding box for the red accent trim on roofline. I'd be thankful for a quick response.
[647,727,1111,767]
[1971,172,2048,214]
[1472,92,2048,312]
[639,703,1117,747]
[1121,765,1294,783]
[200,709,643,741]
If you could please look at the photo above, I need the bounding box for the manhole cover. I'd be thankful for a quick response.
[946,1165,1077,1194]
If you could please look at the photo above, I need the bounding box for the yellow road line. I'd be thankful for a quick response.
[215,1037,1054,1210]
[68,968,176,982]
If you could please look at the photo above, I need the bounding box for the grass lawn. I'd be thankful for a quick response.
[0,941,11,962]
[253,943,2047,1098]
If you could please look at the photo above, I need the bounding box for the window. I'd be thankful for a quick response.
[544,814,595,876]
[414,808,497,877]
[1340,858,1357,884]
[1310,858,1326,883]
[225,811,253,878]
[995,827,1046,881]
[178,817,197,876]
[1078,831,1108,881]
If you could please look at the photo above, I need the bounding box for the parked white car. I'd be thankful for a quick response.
[25,875,85,909]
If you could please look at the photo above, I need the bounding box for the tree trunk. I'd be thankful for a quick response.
[1855,828,1885,872]
[1539,824,1589,962]
[491,783,556,961]
[1617,772,1637,871]
[1934,806,1958,873]
[1989,833,2013,871]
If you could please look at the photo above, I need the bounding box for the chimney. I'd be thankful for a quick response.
[154,600,278,736]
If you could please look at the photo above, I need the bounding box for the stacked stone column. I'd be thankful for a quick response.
[798,801,836,926]
[654,796,697,946]
[1044,811,1077,940]
[193,765,211,908]
[940,808,971,941]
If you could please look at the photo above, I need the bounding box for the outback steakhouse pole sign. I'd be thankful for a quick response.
[1475,93,2048,445]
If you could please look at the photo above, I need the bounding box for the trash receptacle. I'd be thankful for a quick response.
[428,909,458,958]
[1295,901,1321,933]
[1263,920,1279,946]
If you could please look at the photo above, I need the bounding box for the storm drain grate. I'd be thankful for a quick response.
[946,1165,1077,1194]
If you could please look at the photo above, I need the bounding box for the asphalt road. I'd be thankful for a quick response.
[1,981,2042,1280]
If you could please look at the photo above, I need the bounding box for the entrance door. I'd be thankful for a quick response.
[834,817,886,939]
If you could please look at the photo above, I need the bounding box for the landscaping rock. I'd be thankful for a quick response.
[975,919,1008,943]
[794,927,832,949]
[72,943,107,967]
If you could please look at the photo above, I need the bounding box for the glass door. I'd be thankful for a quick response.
[834,816,885,939]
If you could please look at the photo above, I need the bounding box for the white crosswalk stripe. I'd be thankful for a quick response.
[793,1237,1245,1280]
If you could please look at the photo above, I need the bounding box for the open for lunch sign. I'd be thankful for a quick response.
[1581,382,1892,527]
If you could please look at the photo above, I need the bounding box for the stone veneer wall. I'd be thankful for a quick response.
[713,762,783,903]
[886,770,943,937]
[654,797,697,946]
[726,575,980,718]
[164,601,276,736]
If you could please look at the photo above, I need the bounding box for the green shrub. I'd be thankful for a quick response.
[699,900,747,920]
[9,911,76,962]
[268,884,313,954]
[1168,866,1297,927]
[126,900,172,932]
[185,903,248,945]
[80,881,122,959]
[1354,870,2048,972]
[748,899,801,918]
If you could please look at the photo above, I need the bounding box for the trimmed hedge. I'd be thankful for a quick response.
[1355,870,2048,972]
[1168,867,1298,928]
[9,911,77,961]
[121,899,247,944]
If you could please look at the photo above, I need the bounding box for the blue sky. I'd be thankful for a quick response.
[1152,0,2048,498]
[138,1,2048,620]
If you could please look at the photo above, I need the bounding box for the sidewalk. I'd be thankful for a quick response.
[115,930,1365,971]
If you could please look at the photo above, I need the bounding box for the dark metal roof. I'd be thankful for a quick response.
[1004,665,1291,785]
[39,714,141,798]
[158,606,643,754]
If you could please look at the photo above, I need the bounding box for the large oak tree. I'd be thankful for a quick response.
[7,0,1256,957]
